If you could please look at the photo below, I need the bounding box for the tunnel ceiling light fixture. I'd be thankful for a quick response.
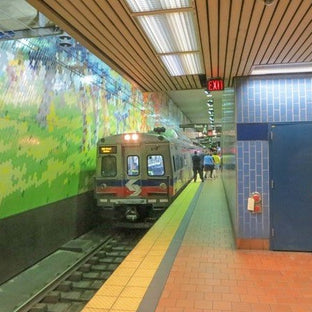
[125,0,204,76]
[250,63,312,75]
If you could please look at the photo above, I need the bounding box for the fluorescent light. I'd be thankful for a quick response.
[125,0,203,76]
[182,53,202,73]
[137,12,198,53]
[169,12,198,51]
[250,63,312,75]
[160,53,202,76]
[138,15,174,53]
[160,55,184,76]
[126,0,191,12]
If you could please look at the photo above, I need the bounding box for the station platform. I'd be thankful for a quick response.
[82,178,312,312]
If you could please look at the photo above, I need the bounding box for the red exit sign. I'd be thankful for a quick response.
[207,79,224,91]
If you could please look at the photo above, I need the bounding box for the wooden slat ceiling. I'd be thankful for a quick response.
[23,0,312,124]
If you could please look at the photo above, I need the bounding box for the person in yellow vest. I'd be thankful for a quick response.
[212,152,221,178]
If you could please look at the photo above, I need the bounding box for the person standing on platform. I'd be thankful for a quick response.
[203,151,215,179]
[212,152,221,178]
[192,151,204,182]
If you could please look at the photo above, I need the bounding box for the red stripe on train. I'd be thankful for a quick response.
[95,185,174,197]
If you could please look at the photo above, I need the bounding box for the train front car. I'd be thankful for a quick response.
[94,131,174,227]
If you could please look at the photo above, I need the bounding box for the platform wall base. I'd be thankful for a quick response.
[0,192,97,285]
[236,238,270,250]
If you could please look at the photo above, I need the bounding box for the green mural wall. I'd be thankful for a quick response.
[0,36,188,219]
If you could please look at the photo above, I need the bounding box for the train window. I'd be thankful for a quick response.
[147,155,164,176]
[127,155,139,176]
[101,156,117,177]
[172,155,176,171]
[173,154,183,171]
[178,155,183,169]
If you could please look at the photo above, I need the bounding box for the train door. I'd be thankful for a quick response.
[122,145,143,197]
[270,123,312,251]
[144,143,171,199]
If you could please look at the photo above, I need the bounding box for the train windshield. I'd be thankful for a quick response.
[147,155,165,176]
[127,155,139,176]
[101,156,117,177]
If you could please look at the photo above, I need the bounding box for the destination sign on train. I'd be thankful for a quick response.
[99,146,117,154]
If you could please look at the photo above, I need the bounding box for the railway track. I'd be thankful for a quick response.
[15,228,146,312]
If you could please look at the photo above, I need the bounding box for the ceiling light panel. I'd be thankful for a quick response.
[181,53,202,74]
[126,0,191,12]
[250,63,312,75]
[161,54,186,76]
[137,12,198,53]
[161,53,202,76]
[125,0,203,76]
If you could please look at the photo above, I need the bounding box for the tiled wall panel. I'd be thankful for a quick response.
[237,77,312,123]
[237,141,269,238]
[235,75,312,239]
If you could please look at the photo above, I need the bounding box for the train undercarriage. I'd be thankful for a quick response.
[99,203,166,228]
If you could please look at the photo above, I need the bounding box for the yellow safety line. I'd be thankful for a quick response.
[82,182,200,312]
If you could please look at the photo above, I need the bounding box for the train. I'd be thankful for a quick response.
[94,127,201,227]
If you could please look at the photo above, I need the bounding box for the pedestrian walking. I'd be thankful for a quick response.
[192,151,204,182]
[203,151,214,179]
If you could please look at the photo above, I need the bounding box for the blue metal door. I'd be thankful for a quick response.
[270,123,312,251]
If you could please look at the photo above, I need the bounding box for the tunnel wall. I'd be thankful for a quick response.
[0,36,189,284]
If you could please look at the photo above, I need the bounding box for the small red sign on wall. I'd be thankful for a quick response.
[207,79,224,91]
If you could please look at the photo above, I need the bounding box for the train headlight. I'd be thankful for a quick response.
[159,183,167,190]
[132,133,139,140]
[124,133,139,141]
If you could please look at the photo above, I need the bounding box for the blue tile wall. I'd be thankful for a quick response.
[235,75,312,240]
[236,76,312,123]
[237,141,270,238]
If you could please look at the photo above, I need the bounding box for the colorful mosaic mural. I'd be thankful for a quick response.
[0,36,188,218]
